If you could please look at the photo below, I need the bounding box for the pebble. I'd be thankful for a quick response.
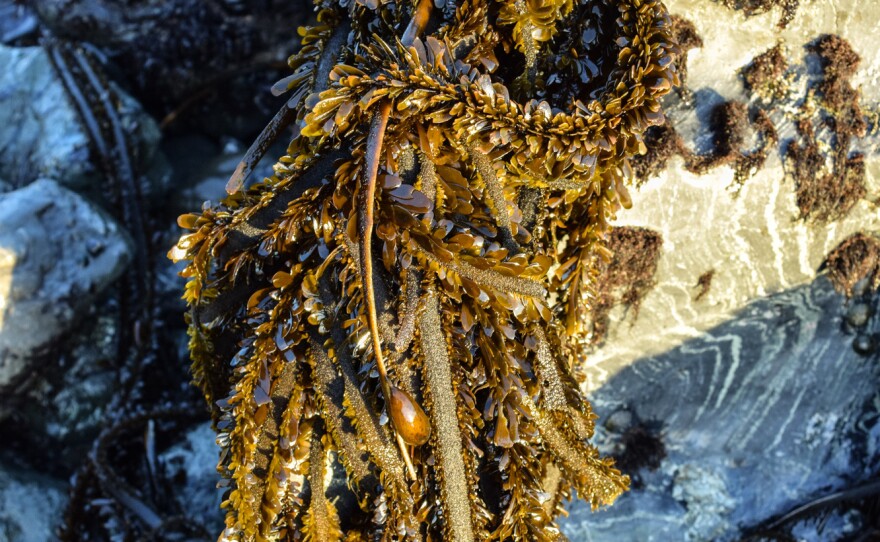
[845,303,872,328]
[852,334,875,356]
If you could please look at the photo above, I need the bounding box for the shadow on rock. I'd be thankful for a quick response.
[562,276,880,541]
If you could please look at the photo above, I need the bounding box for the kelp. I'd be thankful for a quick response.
[171,0,680,538]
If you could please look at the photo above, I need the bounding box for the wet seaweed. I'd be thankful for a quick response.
[170,0,682,538]
[822,233,880,298]
[718,0,801,29]
[740,42,789,102]
[786,35,867,223]
[587,227,663,345]
[694,269,715,302]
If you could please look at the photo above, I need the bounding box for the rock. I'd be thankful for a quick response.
[0,458,67,542]
[852,333,876,356]
[159,422,224,535]
[671,465,736,541]
[584,0,880,385]
[562,278,880,540]
[0,1,38,46]
[557,1,880,538]
[2,305,121,472]
[31,0,308,136]
[0,45,89,189]
[0,179,131,419]
[846,302,872,329]
[0,43,166,197]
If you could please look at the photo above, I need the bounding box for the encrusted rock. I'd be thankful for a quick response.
[0,43,164,196]
[31,0,307,134]
[0,458,67,542]
[582,0,880,387]
[0,179,131,419]
[159,422,225,535]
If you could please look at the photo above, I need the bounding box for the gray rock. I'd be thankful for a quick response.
[11,306,120,468]
[0,458,67,542]
[846,303,872,329]
[562,278,880,541]
[0,43,165,196]
[159,422,224,534]
[0,179,131,418]
[0,2,38,45]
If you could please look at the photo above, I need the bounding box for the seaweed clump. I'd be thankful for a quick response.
[604,410,665,490]
[822,233,880,298]
[629,15,702,185]
[693,269,715,302]
[719,0,801,29]
[171,0,680,538]
[630,16,781,190]
[740,42,789,101]
[586,227,663,345]
[686,100,778,186]
[786,35,867,223]
[632,100,777,192]
[637,34,871,211]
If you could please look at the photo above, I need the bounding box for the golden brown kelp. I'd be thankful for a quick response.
[171,0,680,538]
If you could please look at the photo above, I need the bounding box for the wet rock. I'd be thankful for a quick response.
[563,278,880,540]
[604,408,634,434]
[846,302,872,328]
[789,508,865,542]
[0,1,37,46]
[586,0,880,383]
[671,465,735,541]
[0,305,120,473]
[159,422,224,535]
[0,458,67,542]
[852,333,875,356]
[31,0,307,136]
[0,179,131,420]
[561,4,880,536]
[0,43,163,196]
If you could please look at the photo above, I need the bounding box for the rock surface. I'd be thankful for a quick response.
[585,0,880,385]
[0,43,164,195]
[0,179,130,418]
[159,422,225,535]
[5,305,121,472]
[563,278,880,540]
[561,0,880,539]
[0,458,67,542]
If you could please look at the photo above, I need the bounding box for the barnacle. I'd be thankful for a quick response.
[172,0,679,538]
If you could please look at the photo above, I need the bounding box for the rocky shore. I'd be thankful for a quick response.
[0,0,876,540]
